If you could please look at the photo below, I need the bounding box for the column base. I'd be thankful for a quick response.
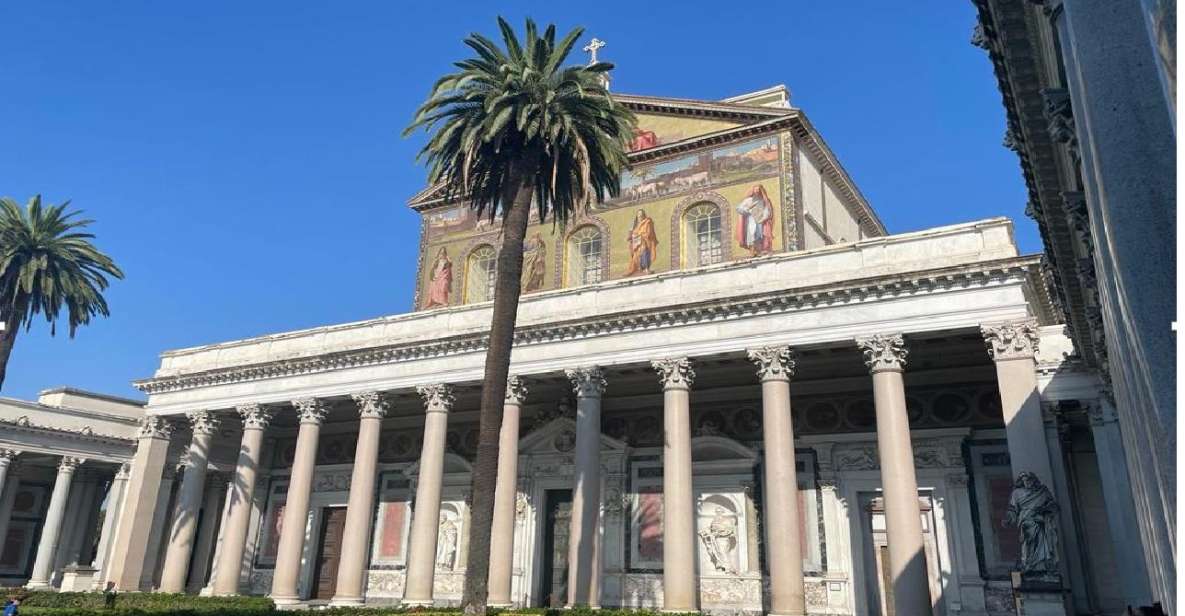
[661,608,696,614]
[328,596,365,607]
[24,580,52,590]
[401,599,434,607]
[487,602,514,609]
[270,594,302,607]
[566,605,601,610]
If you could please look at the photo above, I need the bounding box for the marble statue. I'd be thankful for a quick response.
[435,516,458,570]
[1003,471,1060,578]
[698,505,739,574]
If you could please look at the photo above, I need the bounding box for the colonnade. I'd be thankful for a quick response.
[104,320,1053,614]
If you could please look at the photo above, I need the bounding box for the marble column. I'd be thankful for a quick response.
[856,333,930,615]
[488,376,528,608]
[402,383,454,606]
[1088,396,1154,607]
[652,358,698,613]
[749,346,807,616]
[331,391,391,606]
[186,473,227,594]
[160,411,222,593]
[0,450,21,554]
[271,398,329,605]
[212,404,274,595]
[106,416,174,591]
[565,366,607,609]
[981,320,1056,488]
[0,449,17,502]
[91,464,130,589]
[27,456,84,589]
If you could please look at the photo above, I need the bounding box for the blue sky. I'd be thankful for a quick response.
[0,1,1032,401]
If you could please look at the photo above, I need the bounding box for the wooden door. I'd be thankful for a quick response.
[864,494,945,616]
[312,507,349,599]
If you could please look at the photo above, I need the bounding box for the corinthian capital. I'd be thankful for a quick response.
[0,449,19,467]
[856,334,908,373]
[505,376,529,406]
[138,415,175,440]
[292,398,330,425]
[652,357,695,390]
[186,410,222,436]
[351,391,390,419]
[747,346,796,381]
[565,366,607,398]
[417,383,455,414]
[981,319,1040,360]
[58,456,85,473]
[237,403,275,430]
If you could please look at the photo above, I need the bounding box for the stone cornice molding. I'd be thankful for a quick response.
[135,257,1041,397]
[652,357,696,390]
[351,391,390,419]
[747,346,796,382]
[856,334,908,373]
[138,416,174,440]
[293,398,330,425]
[417,384,455,414]
[186,410,221,436]
[0,417,134,447]
[982,318,1041,360]
[566,366,607,398]
[505,376,529,406]
[237,404,275,431]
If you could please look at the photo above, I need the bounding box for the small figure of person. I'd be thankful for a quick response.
[3,592,27,616]
[625,209,658,276]
[735,184,775,256]
[424,247,453,308]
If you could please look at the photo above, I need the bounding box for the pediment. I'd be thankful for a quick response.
[404,451,472,477]
[691,436,757,463]
[518,417,627,455]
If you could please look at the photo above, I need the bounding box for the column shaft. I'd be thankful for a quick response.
[331,392,390,605]
[403,384,453,606]
[858,334,930,615]
[27,457,82,588]
[106,417,173,591]
[565,367,605,608]
[212,405,272,595]
[0,467,22,561]
[186,476,226,593]
[160,412,220,593]
[488,377,527,607]
[271,399,328,604]
[750,346,806,616]
[91,465,129,588]
[652,358,697,613]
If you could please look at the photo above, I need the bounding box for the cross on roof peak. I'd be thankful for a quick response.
[583,38,606,64]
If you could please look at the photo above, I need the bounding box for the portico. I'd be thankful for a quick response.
[96,217,1135,615]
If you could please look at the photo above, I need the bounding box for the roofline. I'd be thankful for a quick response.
[38,386,146,408]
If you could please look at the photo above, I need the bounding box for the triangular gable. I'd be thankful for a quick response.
[518,416,628,455]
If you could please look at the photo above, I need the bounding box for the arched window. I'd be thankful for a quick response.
[684,203,723,267]
[465,245,496,302]
[567,226,604,286]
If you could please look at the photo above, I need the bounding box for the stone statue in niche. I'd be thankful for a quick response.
[698,505,739,574]
[1003,472,1060,579]
[435,514,459,570]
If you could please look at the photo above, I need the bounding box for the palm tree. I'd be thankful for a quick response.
[405,17,634,614]
[0,195,124,391]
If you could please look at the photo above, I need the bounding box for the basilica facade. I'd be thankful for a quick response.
[0,86,1148,615]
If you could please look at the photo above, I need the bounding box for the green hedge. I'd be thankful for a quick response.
[1,591,272,612]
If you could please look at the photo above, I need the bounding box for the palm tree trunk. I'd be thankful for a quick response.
[461,176,536,615]
[0,324,17,392]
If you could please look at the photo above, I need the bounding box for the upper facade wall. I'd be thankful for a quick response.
[413,100,884,311]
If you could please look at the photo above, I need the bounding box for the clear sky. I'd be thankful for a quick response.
[0,1,1033,401]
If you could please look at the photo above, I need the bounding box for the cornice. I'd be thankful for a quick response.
[0,415,136,447]
[135,255,1042,396]
[613,93,795,121]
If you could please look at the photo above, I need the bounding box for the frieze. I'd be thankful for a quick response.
[365,570,406,597]
[0,416,133,445]
[313,470,352,492]
[134,260,1040,395]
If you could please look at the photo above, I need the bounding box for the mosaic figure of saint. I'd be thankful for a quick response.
[625,209,658,276]
[735,184,774,256]
[424,247,453,308]
[521,232,547,292]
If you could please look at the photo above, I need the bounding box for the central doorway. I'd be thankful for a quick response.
[537,489,572,607]
[311,506,348,600]
[860,493,945,616]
